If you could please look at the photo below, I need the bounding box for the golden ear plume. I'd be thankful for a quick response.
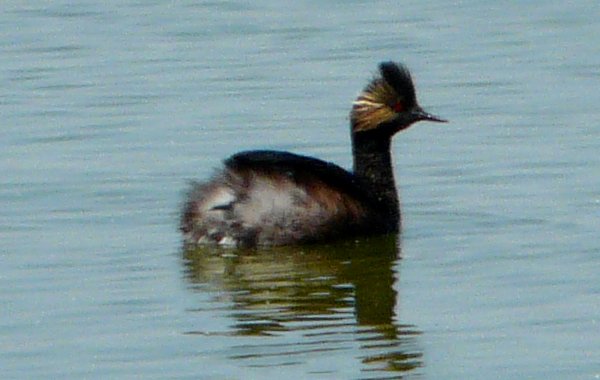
[350,79,398,132]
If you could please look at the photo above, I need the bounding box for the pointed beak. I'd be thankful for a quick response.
[413,107,448,123]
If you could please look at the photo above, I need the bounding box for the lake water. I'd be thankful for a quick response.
[2,1,599,379]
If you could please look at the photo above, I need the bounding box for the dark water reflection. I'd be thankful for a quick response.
[182,236,422,376]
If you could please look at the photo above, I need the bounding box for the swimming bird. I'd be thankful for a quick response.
[181,61,446,247]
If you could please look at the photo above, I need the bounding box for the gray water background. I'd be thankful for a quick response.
[2,1,599,379]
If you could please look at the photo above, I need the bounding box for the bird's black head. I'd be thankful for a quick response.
[350,61,446,135]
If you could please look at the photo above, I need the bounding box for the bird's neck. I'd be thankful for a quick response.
[351,130,400,229]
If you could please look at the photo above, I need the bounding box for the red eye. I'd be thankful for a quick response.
[393,102,404,112]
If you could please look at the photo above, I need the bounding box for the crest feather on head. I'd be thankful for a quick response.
[351,62,416,132]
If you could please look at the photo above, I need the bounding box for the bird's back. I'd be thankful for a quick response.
[181,150,379,246]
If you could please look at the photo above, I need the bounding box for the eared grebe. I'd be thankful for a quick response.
[181,61,446,247]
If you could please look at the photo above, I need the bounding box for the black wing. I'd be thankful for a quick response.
[225,150,369,201]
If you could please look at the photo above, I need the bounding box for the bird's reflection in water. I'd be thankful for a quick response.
[182,235,423,376]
